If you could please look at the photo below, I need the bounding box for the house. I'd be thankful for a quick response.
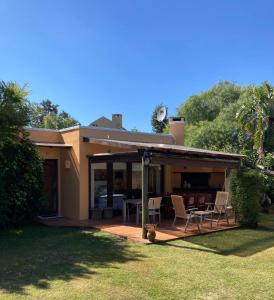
[27,117,244,226]
[89,113,125,130]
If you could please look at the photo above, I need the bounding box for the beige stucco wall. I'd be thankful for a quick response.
[28,128,63,143]
[59,130,81,219]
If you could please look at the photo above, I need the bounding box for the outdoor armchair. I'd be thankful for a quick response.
[205,191,230,225]
[171,195,200,232]
[139,197,162,224]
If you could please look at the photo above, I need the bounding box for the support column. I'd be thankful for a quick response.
[142,152,149,239]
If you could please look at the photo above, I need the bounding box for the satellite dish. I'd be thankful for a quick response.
[156,106,167,122]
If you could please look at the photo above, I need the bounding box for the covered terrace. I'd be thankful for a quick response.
[86,138,244,240]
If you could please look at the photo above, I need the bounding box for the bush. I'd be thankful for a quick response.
[0,138,47,228]
[230,168,264,228]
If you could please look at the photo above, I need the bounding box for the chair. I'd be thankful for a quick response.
[187,195,196,209]
[148,197,162,224]
[206,191,230,225]
[171,195,200,232]
[197,194,206,210]
[139,197,162,224]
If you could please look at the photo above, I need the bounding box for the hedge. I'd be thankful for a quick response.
[230,167,265,228]
[0,138,47,228]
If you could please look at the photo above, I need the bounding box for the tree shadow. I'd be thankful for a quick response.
[164,225,274,257]
[0,224,145,295]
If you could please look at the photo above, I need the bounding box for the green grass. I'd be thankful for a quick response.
[1,215,274,300]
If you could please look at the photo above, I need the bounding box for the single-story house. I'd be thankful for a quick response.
[27,117,244,232]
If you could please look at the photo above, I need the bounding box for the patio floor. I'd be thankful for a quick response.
[40,216,237,244]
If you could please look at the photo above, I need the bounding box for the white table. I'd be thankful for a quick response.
[123,199,142,224]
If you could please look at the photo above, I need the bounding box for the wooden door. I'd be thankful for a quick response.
[43,159,58,216]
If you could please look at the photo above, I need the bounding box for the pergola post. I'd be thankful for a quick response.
[142,151,149,239]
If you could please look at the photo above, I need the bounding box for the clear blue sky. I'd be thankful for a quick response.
[1,0,274,132]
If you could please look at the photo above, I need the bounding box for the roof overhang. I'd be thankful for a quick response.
[33,142,72,148]
[86,138,243,169]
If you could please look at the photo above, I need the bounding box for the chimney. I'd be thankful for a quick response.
[112,114,122,129]
[169,117,185,145]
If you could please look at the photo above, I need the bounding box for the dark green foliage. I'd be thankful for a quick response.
[0,138,46,228]
[230,168,264,228]
[151,104,168,133]
[0,81,30,142]
[178,81,242,124]
[30,99,80,129]
[0,81,46,228]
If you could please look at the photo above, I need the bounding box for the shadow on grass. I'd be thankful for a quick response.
[0,224,144,295]
[165,222,274,257]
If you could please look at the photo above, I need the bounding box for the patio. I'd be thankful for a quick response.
[40,215,237,244]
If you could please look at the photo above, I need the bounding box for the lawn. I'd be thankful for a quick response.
[1,215,274,300]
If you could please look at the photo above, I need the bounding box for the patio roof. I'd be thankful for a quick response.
[85,137,244,159]
[34,142,72,148]
[85,137,244,168]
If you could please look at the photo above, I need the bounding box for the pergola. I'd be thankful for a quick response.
[86,138,244,239]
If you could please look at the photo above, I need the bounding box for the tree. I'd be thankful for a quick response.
[177,81,242,124]
[0,138,46,227]
[57,111,80,129]
[0,81,30,142]
[151,104,168,133]
[0,81,45,227]
[30,99,58,128]
[236,82,274,162]
[30,99,80,129]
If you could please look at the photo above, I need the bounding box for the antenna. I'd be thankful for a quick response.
[156,106,167,122]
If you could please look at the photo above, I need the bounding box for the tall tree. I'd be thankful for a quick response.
[30,99,58,128]
[0,81,45,227]
[0,81,30,142]
[177,81,242,124]
[30,100,80,129]
[236,82,274,162]
[151,104,168,133]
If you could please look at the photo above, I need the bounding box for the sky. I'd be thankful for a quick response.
[1,0,274,132]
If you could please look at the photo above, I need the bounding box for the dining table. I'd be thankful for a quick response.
[123,198,142,225]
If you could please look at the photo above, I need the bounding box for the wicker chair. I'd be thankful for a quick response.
[171,195,200,232]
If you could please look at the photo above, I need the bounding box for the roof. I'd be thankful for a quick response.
[86,138,245,160]
[89,116,126,130]
[33,142,72,148]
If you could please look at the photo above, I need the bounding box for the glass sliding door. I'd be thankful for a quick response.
[91,163,108,209]
[148,164,162,194]
[112,162,127,211]
[90,161,164,214]
[131,162,163,197]
[132,162,142,199]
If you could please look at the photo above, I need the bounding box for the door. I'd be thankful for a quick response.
[43,159,58,216]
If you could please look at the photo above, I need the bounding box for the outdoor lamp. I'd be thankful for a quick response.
[143,151,151,166]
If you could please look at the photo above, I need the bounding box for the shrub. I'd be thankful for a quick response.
[0,138,47,228]
[230,168,264,228]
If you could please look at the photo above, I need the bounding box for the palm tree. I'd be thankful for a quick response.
[236,81,274,162]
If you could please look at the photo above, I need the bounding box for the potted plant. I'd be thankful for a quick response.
[146,224,157,242]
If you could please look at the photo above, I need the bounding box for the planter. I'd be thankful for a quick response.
[103,207,113,219]
[90,208,103,221]
[146,224,157,242]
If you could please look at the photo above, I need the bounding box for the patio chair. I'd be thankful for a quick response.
[148,197,162,224]
[171,195,200,232]
[139,197,162,224]
[197,194,206,210]
[187,195,196,209]
[205,191,230,225]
